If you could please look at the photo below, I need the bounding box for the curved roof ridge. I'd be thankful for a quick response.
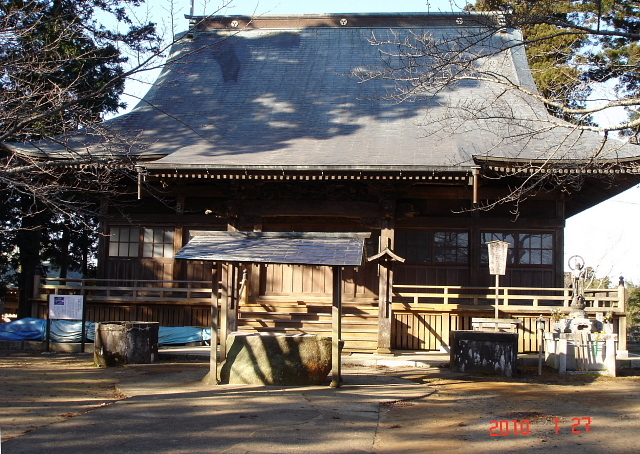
[188,11,506,31]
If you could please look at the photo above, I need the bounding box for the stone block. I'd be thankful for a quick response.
[450,330,518,377]
[94,322,159,367]
[220,333,332,385]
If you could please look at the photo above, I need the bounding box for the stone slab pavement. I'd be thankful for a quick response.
[2,364,434,454]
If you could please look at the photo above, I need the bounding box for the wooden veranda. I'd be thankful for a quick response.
[30,276,628,354]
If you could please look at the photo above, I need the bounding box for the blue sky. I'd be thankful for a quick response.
[121,0,640,283]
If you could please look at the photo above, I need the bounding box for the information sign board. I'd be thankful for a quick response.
[48,295,84,320]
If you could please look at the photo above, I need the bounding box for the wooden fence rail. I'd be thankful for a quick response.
[391,284,628,353]
[35,278,214,303]
[29,278,629,353]
[392,284,626,312]
[31,278,215,328]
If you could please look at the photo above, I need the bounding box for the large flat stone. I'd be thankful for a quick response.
[220,333,332,385]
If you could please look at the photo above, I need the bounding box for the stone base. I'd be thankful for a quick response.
[94,321,159,367]
[220,333,332,385]
[0,340,94,353]
[450,331,518,377]
[544,332,617,376]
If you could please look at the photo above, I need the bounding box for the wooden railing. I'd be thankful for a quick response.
[29,278,629,352]
[392,284,627,313]
[391,284,628,353]
[33,277,214,304]
[31,278,216,327]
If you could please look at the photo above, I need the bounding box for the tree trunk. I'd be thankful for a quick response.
[16,208,46,319]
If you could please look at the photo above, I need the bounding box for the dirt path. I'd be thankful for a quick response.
[0,352,143,441]
[374,367,640,453]
[2,352,640,453]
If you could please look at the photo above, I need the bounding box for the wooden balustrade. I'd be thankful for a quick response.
[31,278,216,328]
[392,284,628,353]
[29,278,629,352]
[392,284,626,313]
[35,278,214,303]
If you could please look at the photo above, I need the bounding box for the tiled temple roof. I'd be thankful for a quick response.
[12,13,640,175]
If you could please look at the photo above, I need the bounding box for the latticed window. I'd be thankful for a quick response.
[108,227,174,258]
[395,231,431,263]
[142,228,174,258]
[396,231,469,264]
[481,232,553,265]
[517,233,553,265]
[108,227,140,257]
[433,232,469,263]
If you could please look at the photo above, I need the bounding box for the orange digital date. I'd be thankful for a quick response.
[489,417,592,436]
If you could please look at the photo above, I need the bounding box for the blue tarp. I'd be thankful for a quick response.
[0,317,45,341]
[158,326,211,344]
[50,320,96,342]
[0,318,210,345]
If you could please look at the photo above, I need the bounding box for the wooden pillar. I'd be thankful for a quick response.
[228,264,243,333]
[206,265,219,385]
[96,199,109,280]
[618,284,628,351]
[556,194,566,288]
[32,269,42,302]
[250,263,261,300]
[219,263,233,361]
[377,260,392,354]
[377,216,394,354]
[173,224,185,281]
[219,221,239,360]
[331,266,343,388]
[469,226,481,287]
[441,313,451,353]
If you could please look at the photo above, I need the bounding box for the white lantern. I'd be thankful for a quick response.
[486,240,511,327]
[487,240,510,276]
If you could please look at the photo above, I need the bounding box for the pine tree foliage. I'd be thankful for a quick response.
[0,0,159,142]
[0,0,160,315]
[473,0,640,135]
[628,283,640,327]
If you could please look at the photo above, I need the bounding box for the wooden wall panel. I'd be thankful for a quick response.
[395,265,470,287]
[477,268,555,288]
[85,305,132,322]
[393,311,547,353]
[258,263,376,298]
[54,304,213,327]
[184,261,215,284]
[191,306,212,327]
[105,259,174,283]
[393,313,446,350]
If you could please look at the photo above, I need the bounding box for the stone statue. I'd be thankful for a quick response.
[568,256,587,319]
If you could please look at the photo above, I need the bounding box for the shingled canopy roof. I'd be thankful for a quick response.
[12,12,640,211]
[176,231,369,266]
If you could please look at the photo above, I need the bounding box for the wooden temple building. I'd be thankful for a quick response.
[22,13,640,354]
